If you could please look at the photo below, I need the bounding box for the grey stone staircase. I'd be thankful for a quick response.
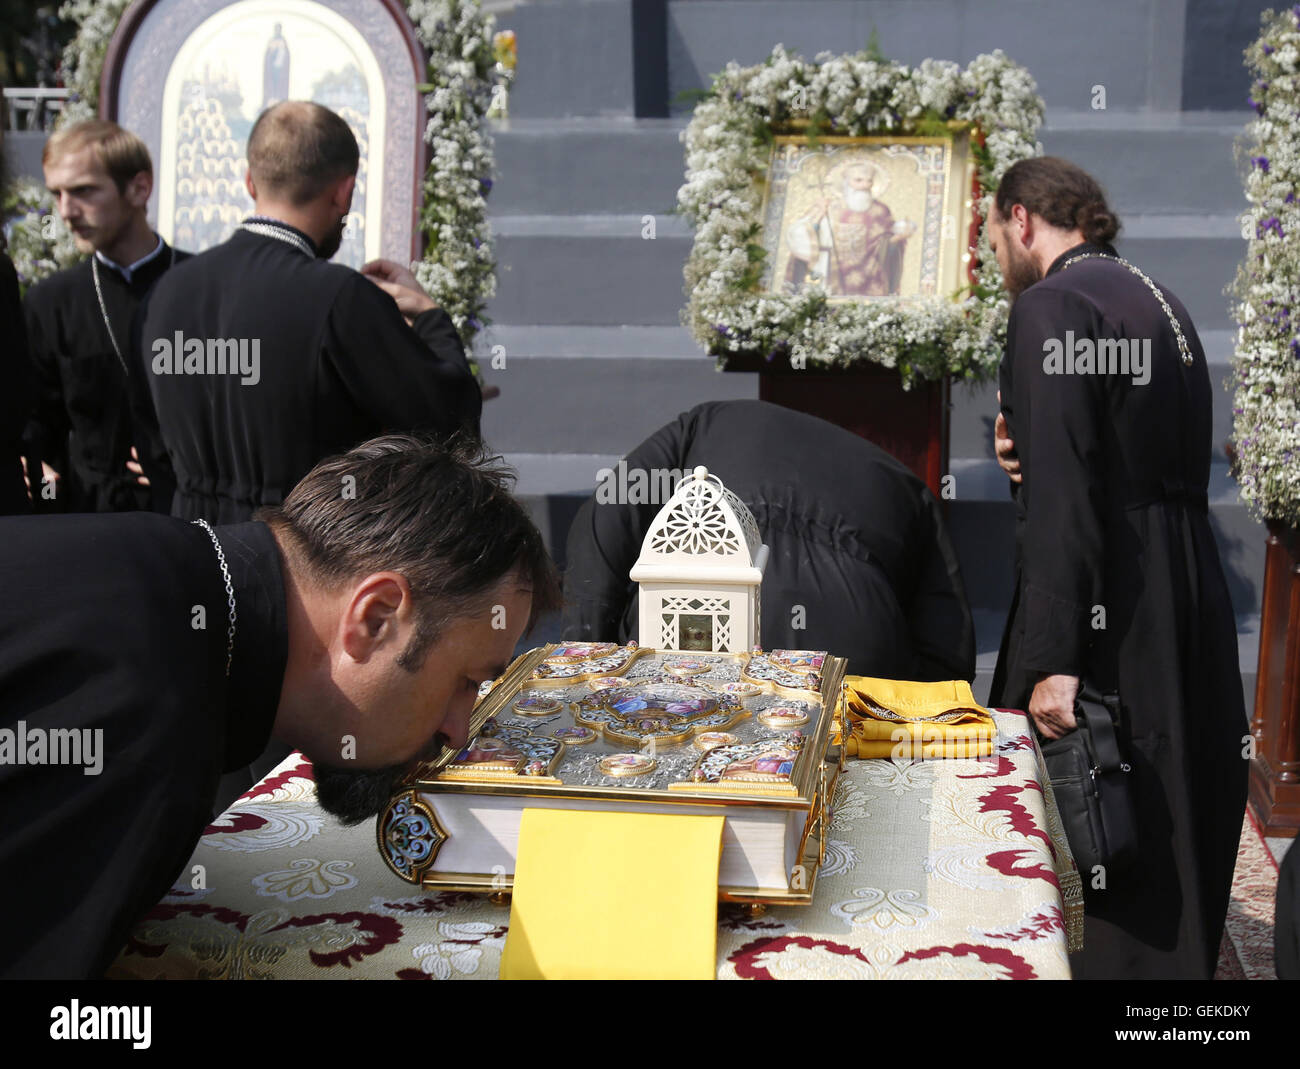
[483,1,1268,712]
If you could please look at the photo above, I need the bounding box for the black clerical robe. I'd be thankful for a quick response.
[990,242,1247,979]
[136,220,481,522]
[0,513,287,979]
[23,241,185,513]
[562,400,975,681]
[1,253,32,516]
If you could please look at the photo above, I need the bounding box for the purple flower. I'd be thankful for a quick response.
[1252,155,1271,173]
[1250,97,1265,115]
[1264,45,1275,55]
[1258,216,1284,238]
[467,316,481,331]
[1287,192,1297,204]
[480,177,494,192]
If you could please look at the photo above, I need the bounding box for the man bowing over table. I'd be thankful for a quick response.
[134,101,482,523]
[987,157,1246,980]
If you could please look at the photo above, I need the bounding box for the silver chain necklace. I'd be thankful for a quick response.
[1059,252,1194,367]
[192,519,237,678]
[239,219,315,259]
[92,246,177,376]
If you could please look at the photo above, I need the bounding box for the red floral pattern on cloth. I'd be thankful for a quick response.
[116,901,403,978]
[979,905,1067,943]
[895,942,1037,980]
[111,708,1080,978]
[237,756,315,803]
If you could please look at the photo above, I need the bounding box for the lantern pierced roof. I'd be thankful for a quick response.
[637,466,763,569]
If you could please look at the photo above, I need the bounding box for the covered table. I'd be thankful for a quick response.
[109,708,1081,979]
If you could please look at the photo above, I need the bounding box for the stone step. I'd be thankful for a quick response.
[485,113,1252,218]
[475,325,733,456]
[489,118,688,215]
[476,327,1242,460]
[487,217,1246,329]
[661,0,1188,115]
[486,113,1252,218]
[1040,112,1251,218]
[498,1,1270,118]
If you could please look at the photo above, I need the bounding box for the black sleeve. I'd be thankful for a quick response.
[1011,288,1109,679]
[20,287,69,471]
[560,410,696,642]
[0,256,33,513]
[0,256,32,452]
[905,486,975,682]
[125,292,177,514]
[324,276,482,441]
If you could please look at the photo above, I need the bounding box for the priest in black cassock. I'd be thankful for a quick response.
[0,435,558,979]
[562,400,975,681]
[986,157,1247,979]
[22,120,185,513]
[136,100,481,523]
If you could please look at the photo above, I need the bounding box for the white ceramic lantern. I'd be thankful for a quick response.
[629,466,769,653]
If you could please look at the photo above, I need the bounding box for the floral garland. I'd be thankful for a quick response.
[678,46,1043,386]
[5,0,503,351]
[1229,6,1300,528]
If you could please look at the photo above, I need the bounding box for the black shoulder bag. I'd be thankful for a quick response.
[1038,683,1139,876]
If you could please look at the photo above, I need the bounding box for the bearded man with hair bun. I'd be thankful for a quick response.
[986,156,1246,979]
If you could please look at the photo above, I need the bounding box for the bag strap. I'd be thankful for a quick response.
[1074,685,1130,775]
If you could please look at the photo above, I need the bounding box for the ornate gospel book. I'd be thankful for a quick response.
[378,642,847,904]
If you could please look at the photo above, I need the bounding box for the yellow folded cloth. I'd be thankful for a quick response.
[840,676,995,759]
[499,808,724,980]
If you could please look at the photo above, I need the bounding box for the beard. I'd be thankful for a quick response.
[1002,241,1043,301]
[317,214,346,260]
[312,731,451,825]
[844,189,873,212]
[313,761,411,825]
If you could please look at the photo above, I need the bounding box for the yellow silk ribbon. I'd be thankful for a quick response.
[500,808,724,979]
[840,676,996,759]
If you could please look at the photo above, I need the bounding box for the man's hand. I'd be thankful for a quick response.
[21,456,60,502]
[994,390,1022,484]
[362,258,438,323]
[126,446,149,487]
[1028,673,1079,739]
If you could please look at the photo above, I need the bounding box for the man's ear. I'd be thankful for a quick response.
[1010,203,1033,245]
[332,173,356,216]
[339,572,414,663]
[244,169,258,201]
[125,170,153,210]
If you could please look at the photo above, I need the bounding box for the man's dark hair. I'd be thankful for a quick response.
[256,435,561,670]
[246,100,359,206]
[994,156,1121,246]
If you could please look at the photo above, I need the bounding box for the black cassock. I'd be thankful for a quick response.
[0,513,286,978]
[23,240,185,513]
[562,400,975,681]
[135,219,481,522]
[1,253,32,515]
[990,241,1247,979]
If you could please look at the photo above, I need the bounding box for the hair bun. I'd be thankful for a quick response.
[1078,201,1120,245]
